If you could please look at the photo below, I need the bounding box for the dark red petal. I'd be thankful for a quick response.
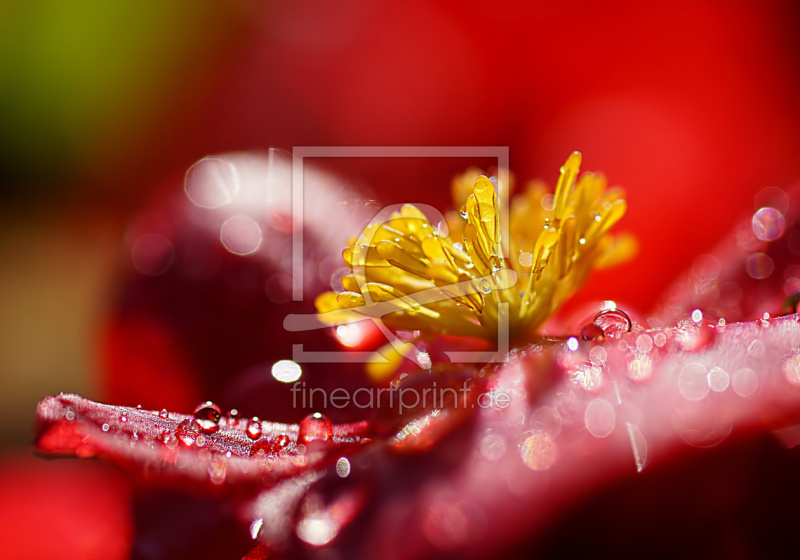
[253,315,800,558]
[35,394,370,491]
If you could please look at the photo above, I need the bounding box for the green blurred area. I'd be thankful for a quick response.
[0,0,241,201]
[0,1,244,445]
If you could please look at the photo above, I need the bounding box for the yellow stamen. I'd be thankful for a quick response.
[316,152,633,346]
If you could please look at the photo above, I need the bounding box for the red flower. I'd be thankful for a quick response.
[34,152,800,559]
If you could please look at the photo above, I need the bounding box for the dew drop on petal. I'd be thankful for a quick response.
[193,401,222,434]
[592,309,632,338]
[676,324,715,353]
[175,419,201,446]
[752,207,786,242]
[227,409,239,426]
[585,398,615,438]
[580,323,604,341]
[298,412,333,444]
[246,417,263,440]
[158,409,169,419]
[162,432,178,449]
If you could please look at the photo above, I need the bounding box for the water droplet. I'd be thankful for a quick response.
[162,432,178,449]
[676,324,715,353]
[752,207,785,241]
[459,205,468,219]
[477,278,492,294]
[65,409,75,421]
[298,412,333,444]
[246,417,263,440]
[227,409,239,426]
[120,414,128,423]
[592,308,632,338]
[758,312,771,328]
[101,423,110,432]
[249,437,290,458]
[193,401,222,434]
[175,419,201,446]
[691,309,703,323]
[490,255,503,271]
[158,408,169,419]
[542,218,551,230]
[580,323,604,341]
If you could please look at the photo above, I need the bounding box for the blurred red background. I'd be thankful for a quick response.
[2,0,800,556]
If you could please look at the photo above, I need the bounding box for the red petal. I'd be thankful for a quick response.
[250,315,800,558]
[35,394,370,491]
